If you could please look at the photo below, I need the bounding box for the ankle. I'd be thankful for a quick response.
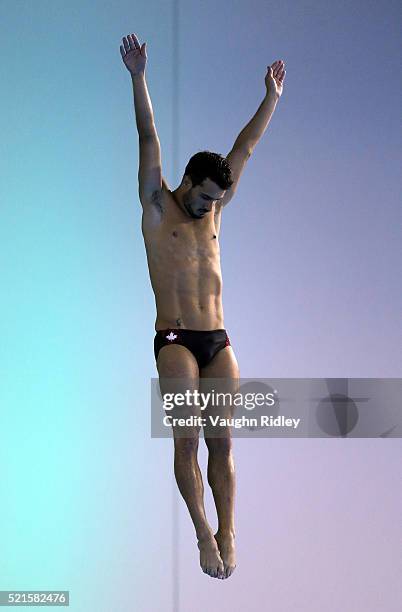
[216,528,236,540]
[196,527,214,543]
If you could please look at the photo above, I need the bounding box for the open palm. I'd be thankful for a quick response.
[265,60,286,98]
[120,33,147,75]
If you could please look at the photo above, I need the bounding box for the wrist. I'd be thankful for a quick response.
[265,90,279,104]
[264,91,280,111]
[131,70,145,80]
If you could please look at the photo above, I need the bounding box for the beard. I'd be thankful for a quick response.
[183,194,204,219]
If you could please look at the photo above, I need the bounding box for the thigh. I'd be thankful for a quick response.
[200,345,240,381]
[157,344,200,439]
[199,346,240,439]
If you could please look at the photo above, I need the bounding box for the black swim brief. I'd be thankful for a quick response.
[154,328,231,369]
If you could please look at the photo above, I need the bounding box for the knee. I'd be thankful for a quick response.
[174,434,200,457]
[205,435,232,457]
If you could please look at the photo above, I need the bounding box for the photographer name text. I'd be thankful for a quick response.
[163,415,300,429]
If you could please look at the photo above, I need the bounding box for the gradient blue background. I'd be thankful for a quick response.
[1,1,401,610]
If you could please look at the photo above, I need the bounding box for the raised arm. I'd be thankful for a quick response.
[120,34,162,206]
[220,60,286,208]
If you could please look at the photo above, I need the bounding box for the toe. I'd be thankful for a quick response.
[226,564,236,578]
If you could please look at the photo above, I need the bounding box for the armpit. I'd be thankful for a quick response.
[151,189,164,214]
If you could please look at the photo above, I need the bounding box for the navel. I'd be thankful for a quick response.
[172,231,178,237]
[212,234,216,239]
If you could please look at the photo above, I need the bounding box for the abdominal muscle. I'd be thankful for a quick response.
[150,260,225,331]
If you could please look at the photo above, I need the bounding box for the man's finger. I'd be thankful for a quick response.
[122,36,130,52]
[119,45,125,58]
[130,33,141,49]
[273,63,282,78]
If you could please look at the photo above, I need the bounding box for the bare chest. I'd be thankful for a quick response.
[142,186,222,264]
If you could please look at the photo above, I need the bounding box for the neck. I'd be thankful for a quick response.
[171,187,189,216]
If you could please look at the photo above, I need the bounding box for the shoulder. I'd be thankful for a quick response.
[214,201,224,220]
[213,202,223,235]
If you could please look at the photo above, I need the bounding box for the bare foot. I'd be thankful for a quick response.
[197,533,225,578]
[214,531,236,579]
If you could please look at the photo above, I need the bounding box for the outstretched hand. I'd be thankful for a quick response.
[120,33,147,75]
[265,60,286,98]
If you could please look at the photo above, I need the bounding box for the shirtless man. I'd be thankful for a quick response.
[120,33,286,579]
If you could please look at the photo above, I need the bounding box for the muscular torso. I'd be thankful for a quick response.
[141,179,225,331]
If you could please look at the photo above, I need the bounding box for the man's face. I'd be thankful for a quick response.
[183,177,226,219]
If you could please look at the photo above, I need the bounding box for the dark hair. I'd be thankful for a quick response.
[184,151,234,190]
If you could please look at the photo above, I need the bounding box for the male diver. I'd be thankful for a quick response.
[120,33,285,579]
